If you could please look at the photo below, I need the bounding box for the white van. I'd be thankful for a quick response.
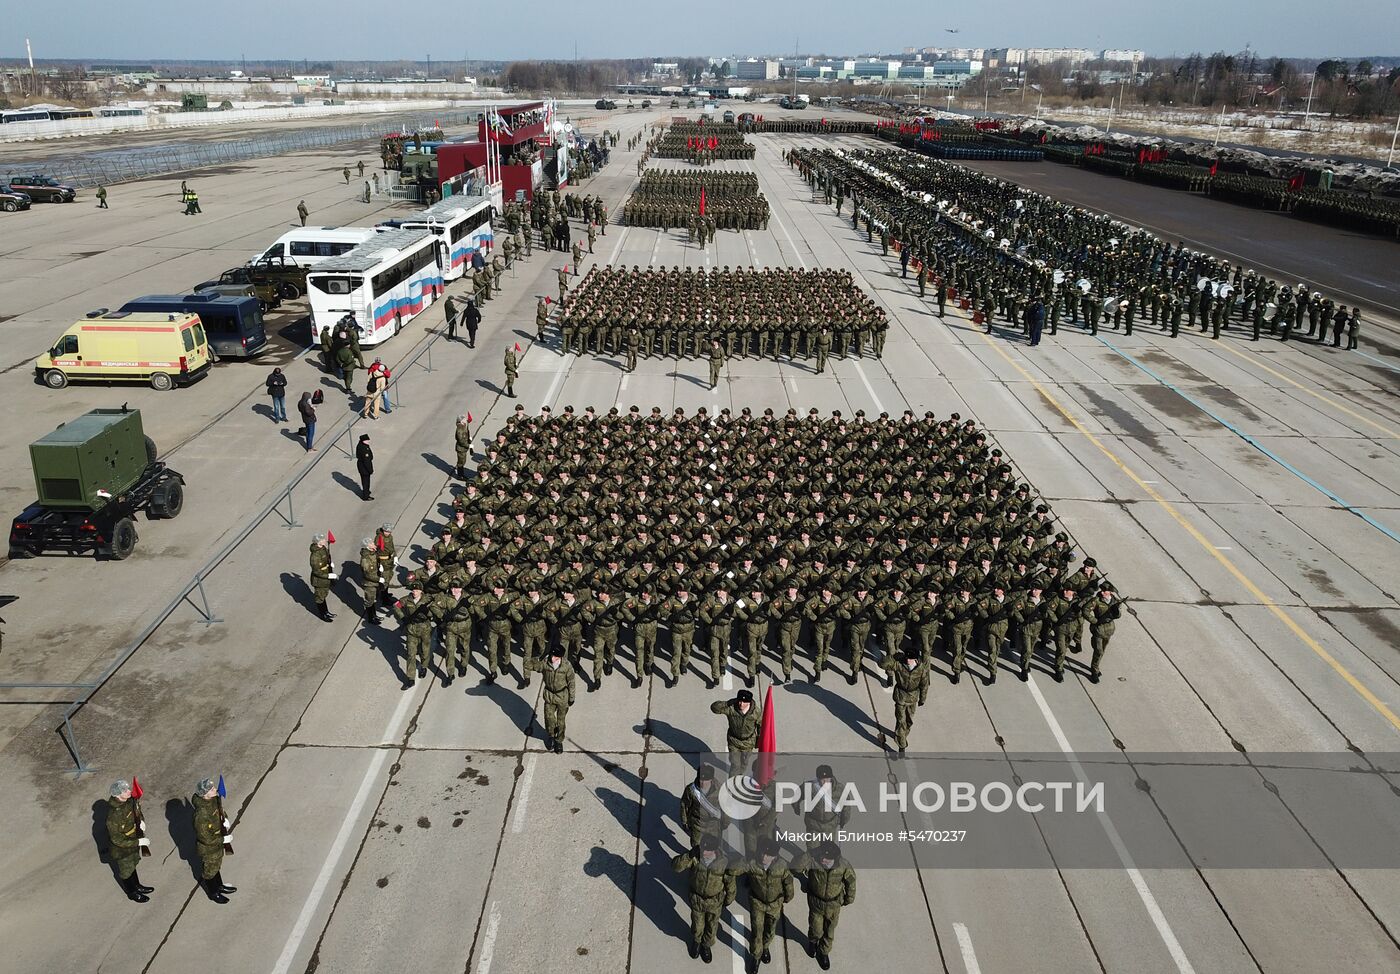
[255,227,379,269]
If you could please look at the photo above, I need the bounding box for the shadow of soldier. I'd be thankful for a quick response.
[164,797,202,882]
[89,800,126,894]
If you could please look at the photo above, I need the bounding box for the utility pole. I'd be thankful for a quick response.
[1106,95,1115,134]
[1036,89,1043,120]
[1388,110,1399,169]
[1304,70,1316,127]
[1213,104,1227,146]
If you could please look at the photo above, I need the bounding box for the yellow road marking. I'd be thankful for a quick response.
[975,331,1400,733]
[1209,339,1399,439]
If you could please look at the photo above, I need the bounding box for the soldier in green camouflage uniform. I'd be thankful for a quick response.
[526,646,576,752]
[672,834,737,964]
[105,780,154,902]
[794,840,856,971]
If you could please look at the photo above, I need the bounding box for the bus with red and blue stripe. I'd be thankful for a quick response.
[306,227,443,347]
[388,194,494,283]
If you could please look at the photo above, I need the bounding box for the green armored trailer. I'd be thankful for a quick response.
[9,407,185,560]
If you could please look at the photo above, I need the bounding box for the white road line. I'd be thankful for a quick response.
[475,900,503,974]
[511,753,538,834]
[852,362,885,414]
[543,348,571,410]
[953,922,982,974]
[1026,677,1197,974]
[606,226,631,265]
[620,374,631,391]
[771,207,808,271]
[788,376,798,393]
[722,662,734,692]
[270,686,419,974]
[1215,546,1233,551]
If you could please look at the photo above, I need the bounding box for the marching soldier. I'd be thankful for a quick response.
[503,345,518,398]
[697,586,733,688]
[708,339,725,389]
[711,688,762,777]
[375,523,398,610]
[440,583,473,684]
[734,589,769,688]
[511,587,552,687]
[794,840,856,971]
[890,648,930,755]
[672,834,737,965]
[105,780,154,903]
[455,414,472,479]
[526,645,577,752]
[680,762,725,847]
[474,583,516,684]
[743,837,795,973]
[359,538,381,625]
[1083,582,1123,683]
[393,579,439,685]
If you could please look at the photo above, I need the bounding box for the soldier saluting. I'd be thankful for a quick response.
[711,688,762,776]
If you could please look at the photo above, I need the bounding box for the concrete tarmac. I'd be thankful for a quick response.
[1,108,1398,974]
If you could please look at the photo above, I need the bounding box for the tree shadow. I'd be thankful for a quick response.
[783,680,883,748]
[164,797,201,882]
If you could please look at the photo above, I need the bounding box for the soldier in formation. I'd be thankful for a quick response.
[623,170,770,231]
[792,146,1364,352]
[556,265,887,362]
[397,405,1119,701]
[105,780,154,903]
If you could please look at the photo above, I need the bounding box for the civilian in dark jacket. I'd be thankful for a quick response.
[356,434,374,500]
[265,368,288,422]
[464,299,482,347]
[298,392,317,451]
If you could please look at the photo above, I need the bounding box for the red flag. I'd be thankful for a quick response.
[466,411,472,423]
[756,686,777,786]
[376,535,384,551]
[699,187,706,216]
[326,530,336,545]
[131,776,143,799]
[514,342,521,351]
[1209,160,1218,177]
[545,295,553,304]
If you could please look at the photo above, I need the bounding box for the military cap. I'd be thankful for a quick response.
[196,777,217,795]
[362,537,375,549]
[457,414,469,423]
[1083,557,1097,568]
[382,523,395,532]
[313,532,327,544]
[110,779,131,798]
[1100,581,1116,593]
[697,763,715,782]
[699,834,721,852]
[816,764,835,780]
[904,646,921,662]
[816,840,840,860]
[736,689,754,704]
[1054,532,1068,542]
[854,409,865,418]
[758,836,781,858]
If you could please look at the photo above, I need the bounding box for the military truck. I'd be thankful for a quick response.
[8,408,185,561]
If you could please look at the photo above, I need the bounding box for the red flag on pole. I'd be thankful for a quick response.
[326,530,336,545]
[1209,160,1218,177]
[756,686,777,786]
[131,776,143,799]
[514,342,521,351]
[466,412,472,423]
[699,187,706,216]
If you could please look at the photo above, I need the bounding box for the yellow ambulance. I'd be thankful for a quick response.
[36,311,212,391]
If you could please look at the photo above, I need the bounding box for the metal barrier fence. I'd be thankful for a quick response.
[0,312,456,773]
[3,109,481,188]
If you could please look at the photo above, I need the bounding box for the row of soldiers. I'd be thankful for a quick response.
[555,265,889,360]
[651,122,757,163]
[791,146,1364,349]
[622,169,771,231]
[349,407,1121,705]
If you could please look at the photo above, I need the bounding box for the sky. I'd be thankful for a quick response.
[7,0,1398,62]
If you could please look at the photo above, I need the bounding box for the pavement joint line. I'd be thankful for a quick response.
[1094,334,1400,545]
[269,682,420,974]
[1026,675,1197,974]
[1202,337,1400,439]
[510,753,538,833]
[975,331,1400,735]
[474,900,502,974]
[953,922,983,974]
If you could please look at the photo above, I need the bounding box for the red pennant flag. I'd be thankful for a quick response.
[545,295,552,304]
[131,776,143,799]
[514,342,521,351]
[756,686,777,786]
[1209,160,1218,177]
[326,530,336,544]
[699,187,706,216]
[376,535,384,551]
[466,412,472,423]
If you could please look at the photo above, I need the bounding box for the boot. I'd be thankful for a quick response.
[122,874,150,903]
[700,945,713,964]
[456,465,466,479]
[817,952,831,971]
[132,870,154,894]
[318,603,335,622]
[204,878,230,904]
[762,948,771,963]
[213,871,237,894]
[688,941,699,960]
[365,607,380,625]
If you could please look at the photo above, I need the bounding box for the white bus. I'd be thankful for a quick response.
[254,227,379,269]
[390,194,495,282]
[306,227,443,347]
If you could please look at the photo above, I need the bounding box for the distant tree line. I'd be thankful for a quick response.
[502,60,652,95]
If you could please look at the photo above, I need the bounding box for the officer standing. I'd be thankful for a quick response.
[526,646,576,752]
[744,836,794,973]
[711,689,762,776]
[297,200,309,226]
[192,777,237,904]
[454,414,472,479]
[672,834,736,965]
[891,648,929,755]
[96,185,108,209]
[464,298,481,347]
[309,534,336,622]
[355,434,374,501]
[105,780,154,903]
[793,841,856,971]
[503,345,518,398]
[708,339,725,389]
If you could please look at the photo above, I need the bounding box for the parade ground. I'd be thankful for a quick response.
[2,106,1399,974]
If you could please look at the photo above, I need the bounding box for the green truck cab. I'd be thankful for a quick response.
[9,408,185,560]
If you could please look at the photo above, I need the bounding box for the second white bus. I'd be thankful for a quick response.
[306,227,444,347]
[390,194,495,282]
[255,227,380,269]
